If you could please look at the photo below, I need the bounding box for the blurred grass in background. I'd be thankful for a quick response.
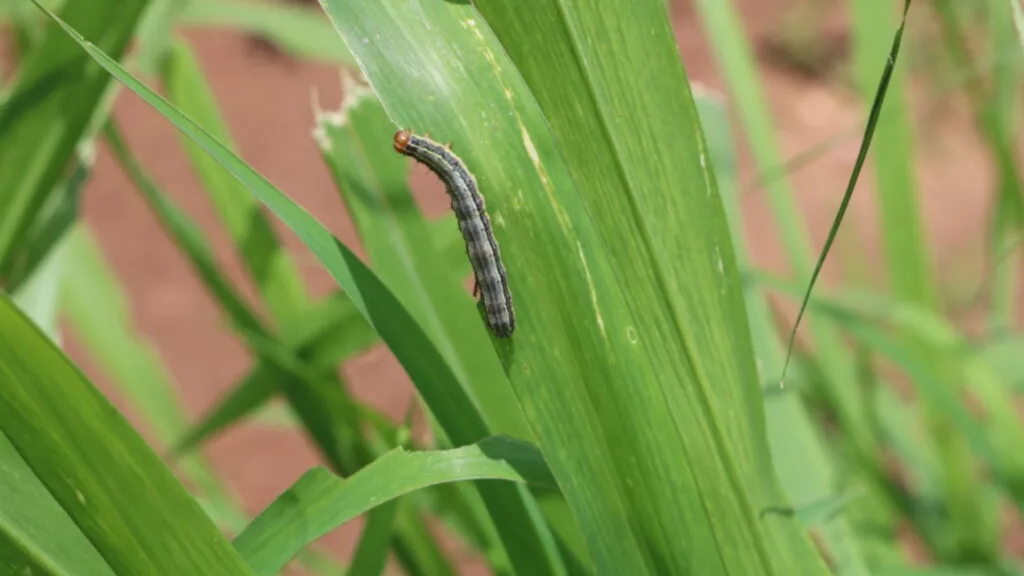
[1,0,1023,574]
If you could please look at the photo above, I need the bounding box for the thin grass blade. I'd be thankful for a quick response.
[98,67,454,575]
[4,150,89,292]
[172,293,378,454]
[781,0,913,381]
[850,0,935,311]
[163,39,311,324]
[699,90,870,574]
[345,502,397,576]
[761,273,1024,524]
[104,121,266,336]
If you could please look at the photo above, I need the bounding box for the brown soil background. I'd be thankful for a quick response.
[26,0,1020,572]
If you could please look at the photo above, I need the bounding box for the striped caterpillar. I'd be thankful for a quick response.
[393,130,515,337]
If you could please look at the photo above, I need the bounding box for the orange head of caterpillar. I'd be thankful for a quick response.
[393,130,413,153]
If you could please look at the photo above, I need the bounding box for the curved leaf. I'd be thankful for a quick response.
[234,436,555,575]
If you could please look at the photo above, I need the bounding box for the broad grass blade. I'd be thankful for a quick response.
[0,294,255,575]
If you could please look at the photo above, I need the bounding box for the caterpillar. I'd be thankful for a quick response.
[393,129,515,337]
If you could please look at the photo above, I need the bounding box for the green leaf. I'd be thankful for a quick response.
[792,490,867,527]
[106,116,357,468]
[0,0,147,267]
[103,118,383,512]
[4,150,88,292]
[0,294,254,575]
[315,81,531,440]
[0,0,55,55]
[0,430,115,576]
[315,80,564,576]
[975,335,1024,393]
[10,217,71,344]
[104,121,267,337]
[33,10,469,574]
[131,0,192,75]
[173,289,378,453]
[875,386,942,499]
[60,225,260,533]
[179,0,354,65]
[781,0,913,381]
[757,273,1024,524]
[40,0,492,447]
[62,225,189,442]
[234,436,556,575]
[343,417,407,576]
[987,0,1024,332]
[1011,0,1024,55]
[163,38,310,324]
[182,369,283,446]
[700,89,870,574]
[850,0,935,312]
[692,0,874,468]
[320,0,828,572]
[346,502,397,576]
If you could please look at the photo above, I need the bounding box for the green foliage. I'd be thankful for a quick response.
[0,0,146,272]
[234,436,556,575]
[0,294,255,575]
[4,0,1024,574]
